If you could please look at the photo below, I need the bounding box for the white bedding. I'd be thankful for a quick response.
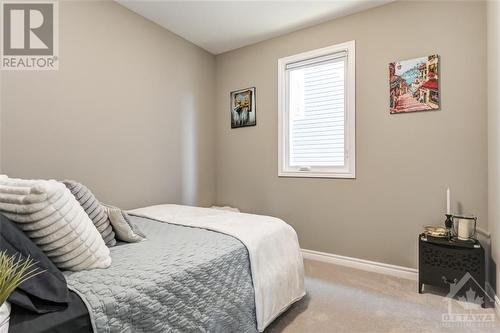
[128,204,305,332]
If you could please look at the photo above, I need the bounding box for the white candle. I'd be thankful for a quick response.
[446,187,451,215]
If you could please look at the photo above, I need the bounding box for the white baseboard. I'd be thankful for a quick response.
[301,248,418,281]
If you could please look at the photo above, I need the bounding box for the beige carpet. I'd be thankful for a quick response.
[266,259,499,333]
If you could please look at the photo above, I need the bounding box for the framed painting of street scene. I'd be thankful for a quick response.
[230,87,256,128]
[389,55,439,114]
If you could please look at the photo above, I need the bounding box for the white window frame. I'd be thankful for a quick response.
[278,40,356,179]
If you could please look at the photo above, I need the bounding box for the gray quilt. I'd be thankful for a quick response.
[64,216,258,333]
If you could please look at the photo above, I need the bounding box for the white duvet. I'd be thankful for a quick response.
[128,204,305,332]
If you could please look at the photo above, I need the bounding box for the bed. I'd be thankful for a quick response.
[8,205,305,333]
[9,291,92,333]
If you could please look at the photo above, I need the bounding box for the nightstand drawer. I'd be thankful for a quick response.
[420,242,483,277]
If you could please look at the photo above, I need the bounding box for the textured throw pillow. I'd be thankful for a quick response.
[0,176,111,271]
[106,205,145,243]
[0,214,69,313]
[62,180,116,247]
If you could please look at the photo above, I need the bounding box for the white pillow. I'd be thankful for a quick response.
[0,176,111,271]
[106,205,145,243]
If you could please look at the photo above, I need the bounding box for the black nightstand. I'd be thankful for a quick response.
[418,233,486,307]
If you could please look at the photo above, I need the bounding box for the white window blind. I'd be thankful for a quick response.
[288,56,346,167]
[278,41,355,178]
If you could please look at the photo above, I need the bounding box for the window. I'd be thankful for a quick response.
[278,41,355,178]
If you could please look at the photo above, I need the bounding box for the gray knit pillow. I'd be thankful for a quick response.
[63,180,116,247]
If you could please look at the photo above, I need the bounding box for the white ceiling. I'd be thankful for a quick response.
[117,1,393,55]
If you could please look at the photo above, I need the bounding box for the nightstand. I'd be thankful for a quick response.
[418,233,486,307]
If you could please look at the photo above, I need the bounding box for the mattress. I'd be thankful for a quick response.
[64,216,258,332]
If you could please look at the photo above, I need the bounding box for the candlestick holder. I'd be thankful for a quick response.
[445,214,453,229]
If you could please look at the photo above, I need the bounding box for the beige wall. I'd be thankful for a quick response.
[0,1,216,209]
[214,1,487,268]
[487,0,500,297]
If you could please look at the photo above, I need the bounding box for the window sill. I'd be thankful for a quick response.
[278,171,356,179]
